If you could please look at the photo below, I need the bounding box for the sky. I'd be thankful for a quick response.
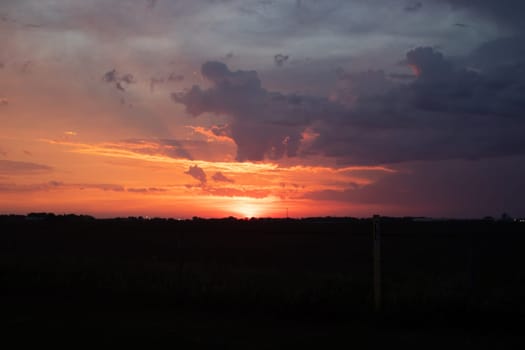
[1,0,524,219]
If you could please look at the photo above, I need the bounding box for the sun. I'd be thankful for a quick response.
[237,203,260,218]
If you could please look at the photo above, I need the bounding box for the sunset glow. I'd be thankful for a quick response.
[1,0,524,218]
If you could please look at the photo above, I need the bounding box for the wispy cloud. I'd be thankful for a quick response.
[127,187,167,193]
[102,69,136,92]
[0,160,52,174]
[212,171,234,183]
[41,138,279,174]
[0,181,124,193]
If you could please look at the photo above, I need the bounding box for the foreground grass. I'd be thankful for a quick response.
[1,216,525,346]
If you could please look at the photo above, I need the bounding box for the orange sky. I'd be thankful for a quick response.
[0,23,400,219]
[0,129,396,218]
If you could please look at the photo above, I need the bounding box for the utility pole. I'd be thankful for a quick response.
[373,215,382,312]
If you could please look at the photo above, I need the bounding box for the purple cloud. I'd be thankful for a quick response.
[0,160,52,174]
[172,61,344,161]
[212,172,234,183]
[185,165,207,185]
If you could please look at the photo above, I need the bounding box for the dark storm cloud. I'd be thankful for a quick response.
[467,36,525,72]
[310,42,525,164]
[212,171,234,183]
[185,165,207,185]
[304,157,525,217]
[172,61,345,161]
[0,160,52,174]
[405,47,453,78]
[173,39,525,165]
[404,46,525,118]
[335,69,394,104]
[389,73,416,80]
[210,124,232,138]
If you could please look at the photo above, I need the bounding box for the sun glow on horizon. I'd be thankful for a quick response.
[235,203,263,218]
[0,136,398,219]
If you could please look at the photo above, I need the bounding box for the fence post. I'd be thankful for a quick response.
[466,229,474,311]
[373,215,382,312]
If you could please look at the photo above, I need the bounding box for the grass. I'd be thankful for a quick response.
[1,216,525,346]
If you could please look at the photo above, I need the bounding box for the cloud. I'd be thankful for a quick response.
[189,125,235,144]
[0,181,125,193]
[114,138,194,160]
[439,0,525,32]
[0,98,8,106]
[467,36,525,72]
[212,171,234,183]
[274,54,289,67]
[79,183,125,192]
[127,187,167,193]
[0,183,53,192]
[405,45,525,118]
[389,73,416,80]
[149,77,164,92]
[172,61,345,161]
[205,187,269,199]
[150,73,184,92]
[303,156,525,217]
[404,1,422,12]
[102,69,136,92]
[172,49,525,165]
[185,165,207,185]
[0,160,52,174]
[309,43,525,164]
[167,73,184,82]
[334,69,394,106]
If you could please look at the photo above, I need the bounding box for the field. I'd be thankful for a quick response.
[1,215,524,347]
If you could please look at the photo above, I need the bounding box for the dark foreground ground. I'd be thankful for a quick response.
[1,214,524,348]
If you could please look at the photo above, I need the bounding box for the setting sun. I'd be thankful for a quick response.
[236,203,262,218]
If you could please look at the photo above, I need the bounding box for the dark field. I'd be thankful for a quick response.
[1,215,525,347]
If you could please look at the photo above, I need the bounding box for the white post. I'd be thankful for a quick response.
[373,215,382,312]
